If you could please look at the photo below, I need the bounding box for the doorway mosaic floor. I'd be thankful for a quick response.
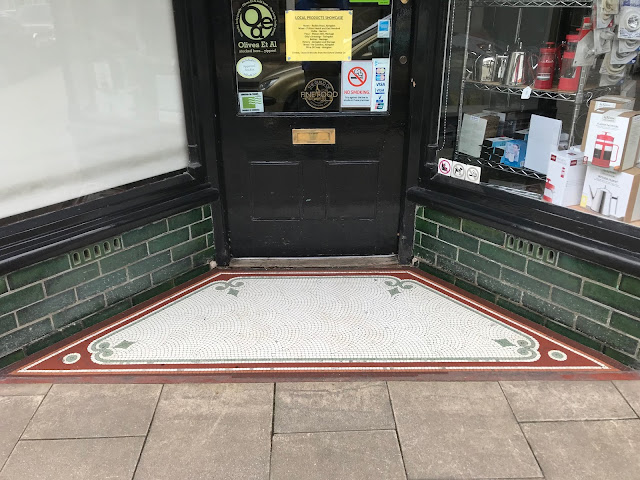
[6,269,620,377]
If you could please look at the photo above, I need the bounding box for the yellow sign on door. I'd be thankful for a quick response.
[285,11,353,62]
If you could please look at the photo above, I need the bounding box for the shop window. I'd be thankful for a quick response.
[434,0,640,230]
[0,0,189,223]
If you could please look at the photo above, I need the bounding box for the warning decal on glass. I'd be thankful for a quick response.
[341,61,372,108]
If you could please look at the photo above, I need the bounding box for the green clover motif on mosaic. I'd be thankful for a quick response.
[214,280,245,297]
[90,339,136,362]
[384,278,415,297]
[493,338,539,360]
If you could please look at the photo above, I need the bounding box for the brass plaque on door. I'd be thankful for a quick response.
[292,128,336,145]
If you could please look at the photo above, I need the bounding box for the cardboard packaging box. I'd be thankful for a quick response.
[543,149,588,206]
[580,165,640,222]
[458,114,501,157]
[581,95,636,151]
[501,140,527,168]
[583,109,640,171]
[524,114,562,174]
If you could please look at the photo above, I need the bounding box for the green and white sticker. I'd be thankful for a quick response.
[236,57,263,79]
[239,92,264,113]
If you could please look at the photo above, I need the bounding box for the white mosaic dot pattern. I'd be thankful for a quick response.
[87,276,540,365]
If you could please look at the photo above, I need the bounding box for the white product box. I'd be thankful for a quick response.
[458,113,500,157]
[580,165,640,222]
[581,95,636,150]
[582,108,640,171]
[524,114,562,174]
[543,150,588,206]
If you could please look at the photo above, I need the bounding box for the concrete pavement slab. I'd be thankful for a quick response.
[0,437,144,480]
[0,396,42,469]
[274,381,395,433]
[613,381,640,417]
[0,384,51,396]
[22,384,161,439]
[388,381,542,480]
[270,430,406,480]
[500,381,637,421]
[134,383,273,480]
[522,419,640,480]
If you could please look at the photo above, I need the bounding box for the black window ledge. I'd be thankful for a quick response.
[407,182,640,277]
[0,173,219,275]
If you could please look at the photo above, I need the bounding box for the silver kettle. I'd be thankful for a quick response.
[467,44,499,82]
[589,186,620,218]
[503,42,538,87]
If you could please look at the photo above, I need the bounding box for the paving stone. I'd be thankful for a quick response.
[0,384,50,396]
[613,381,640,417]
[0,437,143,480]
[22,384,161,439]
[0,396,42,468]
[522,420,640,480]
[135,383,273,480]
[274,382,394,433]
[270,431,405,480]
[388,381,541,480]
[500,381,636,421]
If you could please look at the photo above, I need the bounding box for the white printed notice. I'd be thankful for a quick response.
[371,58,390,112]
[341,61,372,108]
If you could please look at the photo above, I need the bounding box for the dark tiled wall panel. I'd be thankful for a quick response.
[0,205,215,368]
[413,206,640,367]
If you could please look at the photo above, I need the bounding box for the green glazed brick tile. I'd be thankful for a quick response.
[193,247,217,267]
[52,296,105,329]
[550,288,610,324]
[152,258,192,285]
[203,204,212,218]
[496,298,547,325]
[168,208,203,231]
[0,277,7,295]
[436,255,477,283]
[413,245,436,265]
[0,284,45,317]
[172,237,208,262]
[105,275,152,306]
[576,316,639,355]
[0,313,17,336]
[602,346,639,367]
[423,207,461,229]
[610,312,640,339]
[582,282,640,318]
[556,254,619,287]
[501,269,551,298]
[132,280,175,306]
[479,243,526,271]
[76,269,128,301]
[148,228,190,255]
[545,321,602,351]
[100,244,148,274]
[190,218,214,239]
[82,300,132,329]
[206,232,214,248]
[415,206,424,218]
[521,292,575,327]
[461,219,505,246]
[16,290,76,326]
[619,275,640,297]
[415,217,437,237]
[477,274,522,303]
[420,235,457,259]
[458,250,501,278]
[60,321,84,338]
[0,350,26,369]
[174,265,210,287]
[128,251,172,279]
[0,318,53,357]
[44,263,101,296]
[438,227,479,253]
[121,220,168,248]
[413,231,420,245]
[527,262,582,293]
[25,330,65,356]
[454,279,497,303]
[417,261,455,284]
[8,256,71,290]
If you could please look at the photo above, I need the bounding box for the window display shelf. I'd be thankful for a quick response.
[455,152,547,180]
[471,0,592,7]
[466,81,612,102]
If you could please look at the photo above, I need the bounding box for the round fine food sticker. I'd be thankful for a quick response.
[236,57,263,79]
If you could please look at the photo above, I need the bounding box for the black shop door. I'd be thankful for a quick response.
[213,0,412,257]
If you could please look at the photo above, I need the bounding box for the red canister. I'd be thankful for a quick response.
[534,42,556,90]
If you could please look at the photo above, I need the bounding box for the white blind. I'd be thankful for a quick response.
[0,0,189,220]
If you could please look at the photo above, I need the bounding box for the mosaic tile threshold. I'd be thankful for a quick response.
[3,269,622,376]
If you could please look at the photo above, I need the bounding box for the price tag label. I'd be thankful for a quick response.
[521,86,532,100]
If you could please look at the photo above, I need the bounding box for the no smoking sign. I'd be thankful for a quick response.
[341,61,372,108]
[348,67,367,87]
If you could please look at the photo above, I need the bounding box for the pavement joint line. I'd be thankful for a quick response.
[272,428,399,435]
[0,394,46,475]
[17,435,148,441]
[497,381,546,479]
[131,383,163,480]
[269,382,276,480]
[518,417,640,424]
[611,381,640,419]
[385,381,409,480]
